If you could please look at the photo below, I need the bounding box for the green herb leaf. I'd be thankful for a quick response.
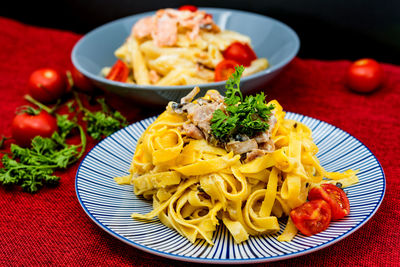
[224,66,244,106]
[210,66,275,141]
[83,98,128,140]
[211,109,239,140]
[0,115,84,193]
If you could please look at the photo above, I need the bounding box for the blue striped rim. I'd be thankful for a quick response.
[75,112,385,264]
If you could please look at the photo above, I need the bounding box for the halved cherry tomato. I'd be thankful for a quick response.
[214,59,240,82]
[178,5,198,12]
[12,109,58,147]
[346,58,384,93]
[71,66,95,93]
[308,184,350,220]
[28,68,66,103]
[223,42,257,67]
[290,199,332,236]
[106,60,130,82]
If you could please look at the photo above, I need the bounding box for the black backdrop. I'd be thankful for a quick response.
[3,0,400,64]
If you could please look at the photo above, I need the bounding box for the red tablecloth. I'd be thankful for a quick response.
[0,17,399,266]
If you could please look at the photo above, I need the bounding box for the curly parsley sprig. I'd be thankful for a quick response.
[1,91,126,193]
[74,92,128,140]
[211,66,275,141]
[0,115,86,193]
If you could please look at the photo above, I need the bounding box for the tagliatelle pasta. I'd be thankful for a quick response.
[115,91,359,245]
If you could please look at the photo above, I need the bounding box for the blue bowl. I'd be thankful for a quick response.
[71,8,300,105]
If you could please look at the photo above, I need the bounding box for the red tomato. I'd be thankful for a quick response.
[71,66,95,93]
[290,199,332,236]
[204,13,213,19]
[223,42,257,67]
[308,184,350,220]
[178,5,198,12]
[11,110,58,147]
[28,68,66,103]
[214,59,240,82]
[106,59,130,82]
[346,58,384,93]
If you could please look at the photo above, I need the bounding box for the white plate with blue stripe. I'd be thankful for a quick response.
[75,112,385,264]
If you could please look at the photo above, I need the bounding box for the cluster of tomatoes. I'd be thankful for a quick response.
[290,183,350,236]
[11,67,94,147]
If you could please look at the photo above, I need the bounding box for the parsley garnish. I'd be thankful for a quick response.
[0,115,86,193]
[0,92,127,193]
[74,93,128,140]
[210,66,274,141]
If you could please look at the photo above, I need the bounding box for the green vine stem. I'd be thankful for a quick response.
[24,94,56,114]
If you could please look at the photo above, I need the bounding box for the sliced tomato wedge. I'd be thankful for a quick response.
[290,199,332,236]
[214,59,240,82]
[308,184,350,220]
[178,5,198,12]
[106,59,129,82]
[223,42,257,67]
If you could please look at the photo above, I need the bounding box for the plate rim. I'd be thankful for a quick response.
[75,112,386,264]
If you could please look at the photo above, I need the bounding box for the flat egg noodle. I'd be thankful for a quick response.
[115,97,359,244]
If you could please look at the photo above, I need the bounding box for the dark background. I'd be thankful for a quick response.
[2,0,400,64]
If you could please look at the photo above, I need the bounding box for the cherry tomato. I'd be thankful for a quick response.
[12,110,58,147]
[71,66,95,93]
[214,59,240,82]
[178,5,198,12]
[28,68,66,103]
[346,58,384,93]
[106,59,130,82]
[290,199,332,236]
[223,42,257,67]
[308,184,350,220]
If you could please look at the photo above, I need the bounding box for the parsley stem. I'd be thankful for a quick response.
[9,164,59,170]
[75,125,87,160]
[73,92,90,114]
[24,94,55,114]
[66,70,74,89]
[0,136,10,149]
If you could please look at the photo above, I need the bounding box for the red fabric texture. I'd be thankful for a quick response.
[0,17,399,266]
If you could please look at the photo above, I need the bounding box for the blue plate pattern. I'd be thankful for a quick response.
[75,113,385,264]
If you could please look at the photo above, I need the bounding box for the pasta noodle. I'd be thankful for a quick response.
[103,8,269,85]
[115,91,359,245]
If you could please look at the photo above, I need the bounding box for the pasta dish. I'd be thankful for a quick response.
[102,7,268,85]
[115,67,358,244]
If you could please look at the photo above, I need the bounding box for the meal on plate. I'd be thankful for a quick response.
[115,66,359,245]
[102,6,268,85]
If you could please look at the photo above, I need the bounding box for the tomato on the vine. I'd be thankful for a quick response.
[308,184,350,220]
[178,5,198,12]
[346,58,384,93]
[223,42,257,67]
[214,59,240,82]
[290,199,332,236]
[11,108,58,147]
[71,66,95,93]
[28,68,66,103]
